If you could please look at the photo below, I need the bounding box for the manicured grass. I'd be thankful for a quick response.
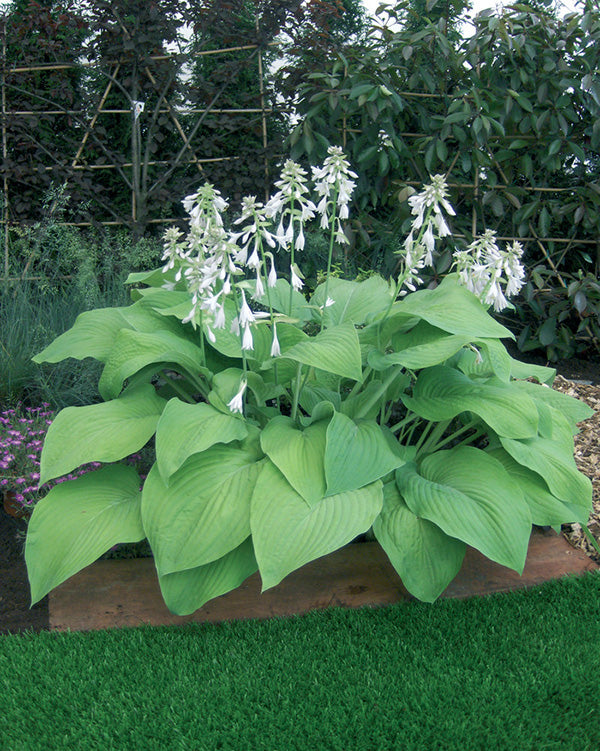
[2,573,600,750]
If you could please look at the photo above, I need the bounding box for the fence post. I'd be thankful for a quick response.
[256,17,269,201]
[1,16,8,282]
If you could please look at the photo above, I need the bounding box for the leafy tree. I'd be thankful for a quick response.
[75,0,191,236]
[2,0,85,222]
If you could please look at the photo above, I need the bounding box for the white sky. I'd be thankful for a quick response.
[361,0,581,21]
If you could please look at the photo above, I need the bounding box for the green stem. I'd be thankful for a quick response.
[582,524,600,558]
[348,367,372,399]
[426,419,481,453]
[390,411,419,435]
[299,366,313,396]
[291,362,303,422]
[376,206,436,350]
[320,189,339,332]
[417,419,451,458]
[184,370,209,400]
[403,418,421,447]
[288,197,295,317]
[161,370,199,403]
[231,286,248,374]
[414,420,435,453]
[198,310,206,368]
[354,367,402,421]
[382,400,396,426]
[258,241,279,394]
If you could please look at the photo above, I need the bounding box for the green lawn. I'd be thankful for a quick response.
[2,573,600,750]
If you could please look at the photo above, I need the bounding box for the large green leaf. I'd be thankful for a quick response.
[396,274,513,339]
[99,328,207,400]
[310,276,394,326]
[368,321,470,371]
[403,366,538,439]
[260,417,328,505]
[251,460,383,590]
[454,339,512,382]
[142,444,262,576]
[121,299,187,336]
[40,384,166,485]
[510,379,594,426]
[359,310,421,351]
[26,465,144,604]
[500,434,592,508]
[373,481,466,602]
[252,323,309,385]
[135,287,192,317]
[280,322,362,381]
[487,448,590,526]
[299,384,342,415]
[126,266,180,288]
[158,537,258,616]
[397,447,532,572]
[156,399,248,483]
[33,307,130,364]
[325,412,406,495]
[509,357,555,384]
[268,279,312,323]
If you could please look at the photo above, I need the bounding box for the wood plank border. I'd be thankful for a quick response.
[49,531,599,632]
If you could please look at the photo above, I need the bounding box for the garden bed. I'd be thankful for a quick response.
[1,356,599,635]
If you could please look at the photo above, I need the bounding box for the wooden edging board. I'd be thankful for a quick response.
[49,531,599,632]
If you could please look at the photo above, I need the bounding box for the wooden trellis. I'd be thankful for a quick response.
[0,15,278,280]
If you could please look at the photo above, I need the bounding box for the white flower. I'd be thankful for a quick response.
[335,219,349,245]
[452,231,526,312]
[378,129,393,150]
[227,379,247,414]
[238,289,255,327]
[270,323,281,357]
[312,146,357,230]
[161,227,187,272]
[253,272,265,300]
[422,222,435,264]
[407,174,455,230]
[395,175,456,295]
[290,265,303,291]
[214,303,226,329]
[233,196,280,264]
[266,160,316,226]
[242,324,254,351]
[268,258,277,288]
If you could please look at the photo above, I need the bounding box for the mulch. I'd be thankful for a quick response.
[1,350,598,635]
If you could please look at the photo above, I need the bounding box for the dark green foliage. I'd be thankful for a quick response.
[2,573,600,749]
[2,0,86,222]
[282,0,600,358]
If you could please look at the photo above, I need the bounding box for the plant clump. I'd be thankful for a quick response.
[25,149,595,614]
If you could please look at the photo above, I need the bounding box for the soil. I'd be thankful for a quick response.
[0,513,48,634]
[1,348,598,635]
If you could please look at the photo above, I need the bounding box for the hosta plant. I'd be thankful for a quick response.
[26,149,594,613]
